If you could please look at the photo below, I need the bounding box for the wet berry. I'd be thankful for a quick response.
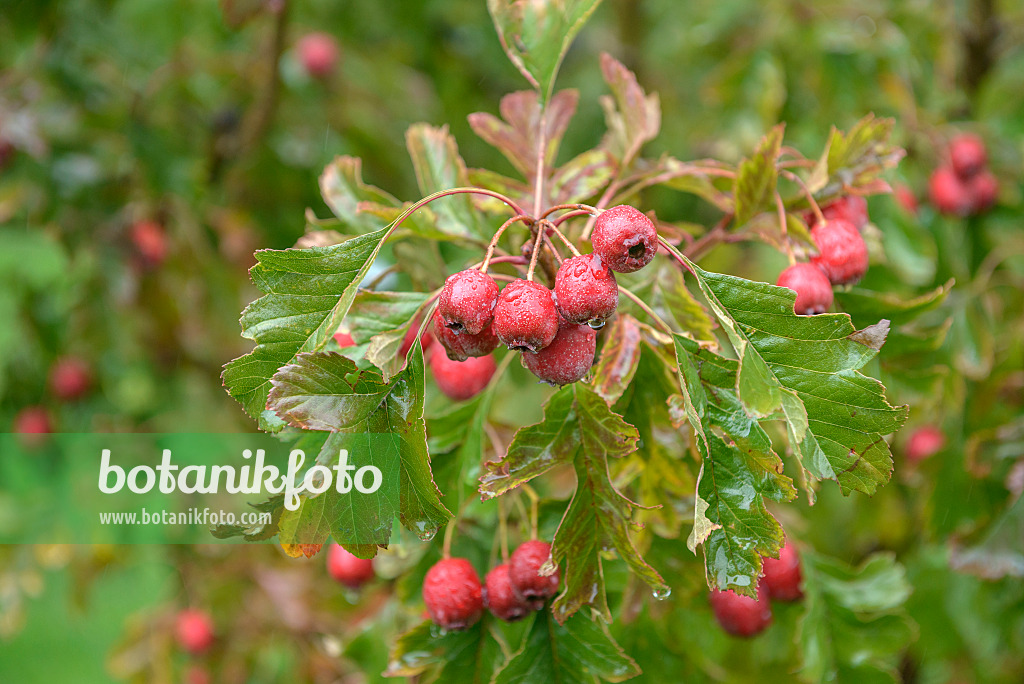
[493,279,559,353]
[949,133,987,179]
[761,541,803,601]
[438,269,500,336]
[776,263,834,315]
[709,585,772,638]
[432,308,499,361]
[929,166,972,216]
[423,558,484,630]
[820,195,869,230]
[484,564,533,622]
[175,608,215,655]
[327,544,375,588]
[809,219,868,285]
[521,320,597,386]
[509,540,559,608]
[430,348,496,401]
[591,205,658,273]
[553,253,618,327]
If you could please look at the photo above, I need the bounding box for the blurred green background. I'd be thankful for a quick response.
[1,0,1022,682]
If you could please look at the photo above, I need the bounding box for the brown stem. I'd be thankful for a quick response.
[240,1,289,152]
[683,213,733,260]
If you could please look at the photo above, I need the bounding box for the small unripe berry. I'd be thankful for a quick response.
[949,133,987,179]
[905,425,945,462]
[49,356,92,401]
[430,348,496,401]
[967,170,998,213]
[130,220,168,265]
[929,167,972,216]
[297,32,339,78]
[327,544,375,588]
[591,205,658,273]
[484,564,533,622]
[438,269,500,336]
[175,609,215,655]
[776,263,833,315]
[493,279,559,353]
[553,253,618,327]
[761,541,803,601]
[709,585,772,638]
[521,320,597,386]
[509,540,559,608]
[821,195,869,231]
[431,308,499,361]
[809,219,868,285]
[423,558,484,630]
[333,330,355,349]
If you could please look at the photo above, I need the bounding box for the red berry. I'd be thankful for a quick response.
[553,253,618,327]
[333,330,355,349]
[905,425,945,462]
[776,263,834,315]
[591,205,658,273]
[13,406,52,446]
[894,184,918,216]
[438,269,500,336]
[422,558,484,630]
[929,166,972,216]
[949,133,987,179]
[821,195,869,231]
[175,609,215,655]
[431,308,499,361]
[49,356,91,401]
[430,349,496,401]
[492,279,559,353]
[521,320,597,386]
[967,170,998,213]
[297,32,339,78]
[709,585,772,637]
[484,564,533,622]
[327,544,375,588]
[809,219,868,285]
[131,220,168,265]
[509,540,559,608]
[761,541,803,601]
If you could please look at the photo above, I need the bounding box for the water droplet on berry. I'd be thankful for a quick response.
[587,319,606,330]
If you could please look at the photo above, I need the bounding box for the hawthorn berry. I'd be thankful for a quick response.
[131,220,168,265]
[327,544,375,588]
[333,330,356,349]
[776,263,833,315]
[175,608,215,655]
[492,279,559,353]
[438,269,500,336]
[967,170,998,213]
[591,205,658,273]
[949,133,987,179]
[929,166,972,216]
[509,540,559,608]
[484,564,533,622]
[761,541,803,601]
[13,406,52,446]
[521,320,597,386]
[429,348,496,401]
[809,219,868,285]
[905,425,945,462]
[422,557,484,630]
[431,308,499,361]
[553,253,618,327]
[297,32,339,78]
[821,195,869,231]
[894,184,919,216]
[49,356,91,401]
[400,318,433,357]
[709,585,772,638]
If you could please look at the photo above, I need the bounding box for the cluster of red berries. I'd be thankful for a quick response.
[422,540,560,629]
[775,196,870,315]
[929,134,998,216]
[11,355,93,444]
[708,540,803,637]
[428,205,657,400]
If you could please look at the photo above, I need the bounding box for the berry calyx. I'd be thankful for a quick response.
[761,541,803,601]
[905,425,945,462]
[422,557,484,630]
[429,348,496,401]
[49,356,92,401]
[949,133,987,179]
[484,564,533,622]
[431,308,499,361]
[776,263,834,315]
[438,269,500,336]
[967,170,998,213]
[709,585,772,638]
[509,540,560,608]
[591,205,658,273]
[809,219,868,285]
[929,166,972,216]
[821,195,869,231]
[492,279,559,353]
[553,253,618,327]
[175,608,215,655]
[521,320,597,386]
[327,544,375,588]
[297,32,339,78]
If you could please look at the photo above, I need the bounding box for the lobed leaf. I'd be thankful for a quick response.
[733,124,783,226]
[598,52,660,166]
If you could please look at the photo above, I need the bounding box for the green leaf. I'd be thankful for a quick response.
[598,52,660,166]
[346,290,430,381]
[807,114,903,194]
[495,612,640,684]
[734,124,783,226]
[384,619,509,683]
[550,148,615,205]
[222,228,391,429]
[487,0,603,102]
[834,280,953,327]
[319,156,397,232]
[405,123,484,239]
